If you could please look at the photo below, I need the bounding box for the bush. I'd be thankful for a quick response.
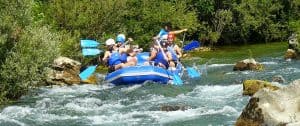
[0,26,60,102]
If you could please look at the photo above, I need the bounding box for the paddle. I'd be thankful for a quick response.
[80,40,102,48]
[82,48,103,56]
[177,33,201,78]
[79,65,98,81]
[182,40,200,52]
[156,39,183,85]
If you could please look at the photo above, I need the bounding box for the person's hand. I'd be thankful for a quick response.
[128,37,134,42]
[183,29,188,32]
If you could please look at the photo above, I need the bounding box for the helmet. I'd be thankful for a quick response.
[161,34,168,40]
[116,34,126,43]
[105,38,115,46]
[167,33,175,41]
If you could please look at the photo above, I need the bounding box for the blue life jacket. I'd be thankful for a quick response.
[108,51,122,67]
[154,50,169,68]
[167,45,178,61]
[120,53,127,63]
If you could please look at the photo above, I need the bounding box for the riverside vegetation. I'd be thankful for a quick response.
[0,0,299,104]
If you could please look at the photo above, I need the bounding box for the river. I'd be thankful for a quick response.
[1,56,300,126]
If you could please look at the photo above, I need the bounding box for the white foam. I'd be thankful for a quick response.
[64,98,103,112]
[152,105,239,124]
[261,61,278,65]
[120,85,143,93]
[0,114,27,126]
[208,64,234,68]
[39,84,112,97]
[1,106,33,118]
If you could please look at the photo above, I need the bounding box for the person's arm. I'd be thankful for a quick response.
[102,51,110,61]
[166,52,173,61]
[174,45,182,58]
[148,50,157,61]
[169,28,187,35]
[153,29,168,40]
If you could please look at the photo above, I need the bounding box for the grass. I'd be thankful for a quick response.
[183,41,287,64]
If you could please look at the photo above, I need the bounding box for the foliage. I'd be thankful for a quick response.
[0,26,60,103]
[123,0,199,49]
[43,0,128,39]
[58,30,81,60]
[0,0,34,65]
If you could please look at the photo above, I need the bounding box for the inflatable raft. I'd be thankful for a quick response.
[104,52,183,85]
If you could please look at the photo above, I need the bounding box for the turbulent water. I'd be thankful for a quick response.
[1,56,300,126]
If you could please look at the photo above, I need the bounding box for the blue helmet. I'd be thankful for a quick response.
[116,34,126,43]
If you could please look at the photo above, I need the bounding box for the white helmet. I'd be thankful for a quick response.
[105,38,115,46]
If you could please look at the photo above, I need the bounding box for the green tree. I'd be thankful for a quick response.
[233,0,287,43]
[0,26,60,102]
[0,0,34,65]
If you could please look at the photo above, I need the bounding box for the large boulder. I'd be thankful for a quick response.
[243,80,280,96]
[46,57,81,85]
[233,58,264,71]
[284,49,298,60]
[236,79,300,126]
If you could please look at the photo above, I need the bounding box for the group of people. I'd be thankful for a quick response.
[102,34,138,73]
[102,23,187,73]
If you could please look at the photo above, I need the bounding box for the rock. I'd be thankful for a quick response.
[160,105,188,112]
[233,58,264,71]
[284,49,298,60]
[288,33,299,52]
[272,75,286,83]
[46,57,82,85]
[243,80,280,96]
[236,79,300,126]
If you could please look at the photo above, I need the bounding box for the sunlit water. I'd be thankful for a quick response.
[1,56,300,126]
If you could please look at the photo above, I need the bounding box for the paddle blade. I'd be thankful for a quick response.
[80,40,100,48]
[187,67,201,78]
[82,48,103,56]
[172,73,183,86]
[183,40,200,52]
[79,65,97,81]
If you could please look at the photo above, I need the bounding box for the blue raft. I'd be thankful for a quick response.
[104,52,183,85]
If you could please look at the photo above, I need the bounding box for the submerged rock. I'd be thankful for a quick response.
[243,80,280,96]
[284,49,298,60]
[272,75,286,83]
[46,57,81,85]
[160,105,188,112]
[233,58,264,71]
[236,79,300,126]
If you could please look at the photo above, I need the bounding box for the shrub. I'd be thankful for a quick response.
[0,26,60,102]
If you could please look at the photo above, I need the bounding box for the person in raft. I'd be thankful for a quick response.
[166,33,182,70]
[153,22,188,40]
[126,48,138,66]
[147,39,172,69]
[102,38,135,73]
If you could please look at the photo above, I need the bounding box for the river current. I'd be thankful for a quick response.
[1,56,300,126]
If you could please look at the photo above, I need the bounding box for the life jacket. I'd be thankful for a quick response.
[120,53,127,63]
[154,50,169,68]
[167,45,178,61]
[108,51,122,67]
